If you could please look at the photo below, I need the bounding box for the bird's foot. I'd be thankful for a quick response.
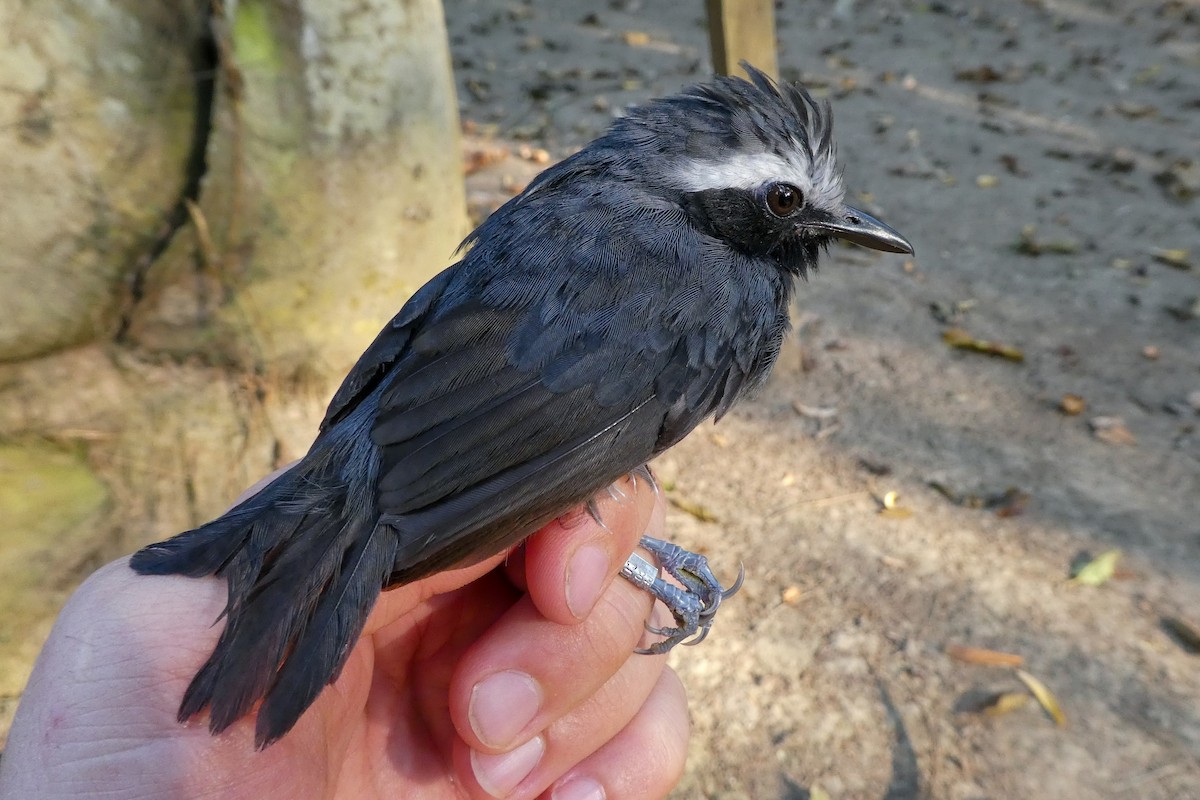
[620,535,744,654]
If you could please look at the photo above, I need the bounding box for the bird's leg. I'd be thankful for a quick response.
[620,537,744,655]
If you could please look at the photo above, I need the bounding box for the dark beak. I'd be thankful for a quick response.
[811,206,914,255]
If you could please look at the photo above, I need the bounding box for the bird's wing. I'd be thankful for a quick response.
[320,264,458,432]
[365,201,767,578]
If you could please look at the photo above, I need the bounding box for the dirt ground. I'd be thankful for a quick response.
[446,0,1200,797]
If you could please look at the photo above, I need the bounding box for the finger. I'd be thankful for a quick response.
[542,668,689,800]
[453,642,672,799]
[449,569,657,755]
[523,472,662,625]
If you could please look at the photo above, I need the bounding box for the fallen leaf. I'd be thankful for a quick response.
[982,691,1031,717]
[976,174,999,188]
[1113,101,1158,118]
[1069,549,1121,586]
[1015,670,1066,727]
[946,644,1025,668]
[781,585,805,606]
[463,145,509,175]
[793,402,839,420]
[668,496,718,523]
[1161,616,1200,654]
[1014,225,1079,256]
[1089,416,1137,445]
[1155,159,1199,202]
[1060,394,1087,415]
[954,64,1009,82]
[1151,248,1192,270]
[927,482,1029,516]
[1165,296,1200,321]
[516,144,551,164]
[622,30,650,47]
[810,785,832,800]
[1133,64,1162,84]
[878,490,914,519]
[943,328,1025,362]
[990,488,1030,518]
[999,153,1027,176]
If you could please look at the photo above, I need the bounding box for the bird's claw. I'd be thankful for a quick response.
[620,536,742,655]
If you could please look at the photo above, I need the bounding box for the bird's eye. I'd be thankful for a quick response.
[766,183,803,217]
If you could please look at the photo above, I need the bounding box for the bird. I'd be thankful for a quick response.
[130,64,913,749]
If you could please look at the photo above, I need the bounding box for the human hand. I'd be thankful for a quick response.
[0,473,686,799]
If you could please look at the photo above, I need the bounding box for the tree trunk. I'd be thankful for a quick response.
[0,0,467,741]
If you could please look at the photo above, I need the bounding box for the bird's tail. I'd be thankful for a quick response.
[130,432,396,748]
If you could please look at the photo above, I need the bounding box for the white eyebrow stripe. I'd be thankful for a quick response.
[671,149,846,210]
[672,152,804,192]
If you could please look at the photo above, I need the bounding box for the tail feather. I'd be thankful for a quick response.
[256,517,396,746]
[129,436,388,747]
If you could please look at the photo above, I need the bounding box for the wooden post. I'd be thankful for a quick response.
[706,0,778,80]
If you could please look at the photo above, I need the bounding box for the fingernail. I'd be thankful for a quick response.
[553,775,606,800]
[469,670,542,749]
[566,543,610,619]
[472,735,544,798]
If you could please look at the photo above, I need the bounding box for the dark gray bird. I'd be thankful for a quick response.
[131,65,913,748]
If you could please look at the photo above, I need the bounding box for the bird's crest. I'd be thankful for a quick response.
[625,64,845,211]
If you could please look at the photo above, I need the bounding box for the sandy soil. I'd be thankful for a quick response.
[445,1,1200,797]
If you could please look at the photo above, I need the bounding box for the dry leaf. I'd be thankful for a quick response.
[1155,159,1199,202]
[781,585,805,605]
[878,490,914,519]
[928,482,1029,517]
[976,174,999,188]
[1162,616,1200,654]
[1015,669,1067,727]
[1166,296,1200,321]
[947,644,1025,668]
[1113,101,1158,118]
[1151,248,1192,270]
[1014,225,1079,256]
[954,64,1008,82]
[622,30,650,47]
[1089,416,1137,445]
[793,402,839,419]
[810,785,832,800]
[943,328,1025,362]
[1069,549,1121,586]
[1060,394,1087,415]
[982,691,1031,717]
[463,145,509,175]
[991,487,1030,518]
[516,144,551,164]
[668,496,718,523]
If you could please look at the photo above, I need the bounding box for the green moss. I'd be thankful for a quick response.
[0,443,110,693]
[233,1,282,74]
